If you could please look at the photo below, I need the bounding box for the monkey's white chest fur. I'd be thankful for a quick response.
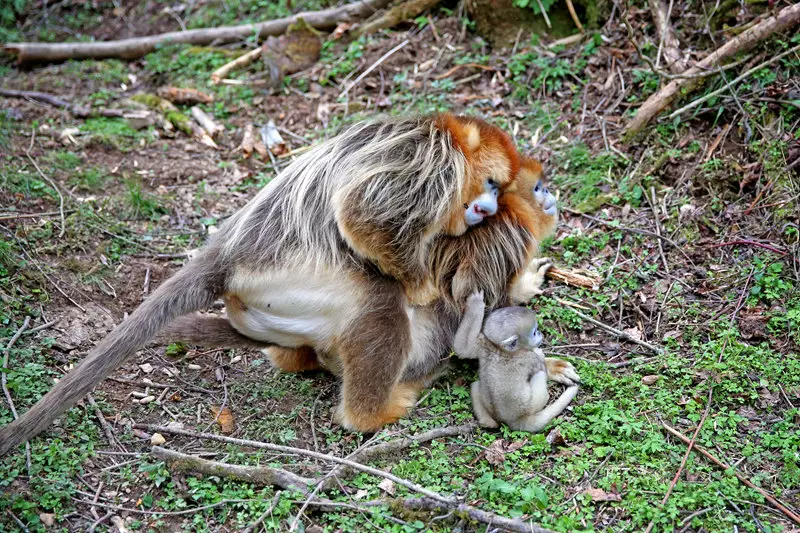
[224,267,365,349]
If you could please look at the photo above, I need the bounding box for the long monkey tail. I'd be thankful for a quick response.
[0,251,226,456]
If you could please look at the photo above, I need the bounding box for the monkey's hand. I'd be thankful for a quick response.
[465,290,486,314]
[509,257,552,303]
[545,358,581,386]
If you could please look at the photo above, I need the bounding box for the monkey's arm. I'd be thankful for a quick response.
[452,291,485,358]
[513,385,578,433]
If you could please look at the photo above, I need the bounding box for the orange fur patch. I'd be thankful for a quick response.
[342,381,423,432]
[267,346,322,372]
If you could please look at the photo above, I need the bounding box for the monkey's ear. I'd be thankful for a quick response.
[500,335,519,351]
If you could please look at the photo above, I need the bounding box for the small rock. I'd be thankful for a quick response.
[187,364,202,371]
[39,513,55,527]
[642,375,661,386]
[230,355,242,364]
[139,395,156,404]
[151,433,166,446]
[139,363,154,374]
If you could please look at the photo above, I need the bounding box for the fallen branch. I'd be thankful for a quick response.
[211,46,264,84]
[156,86,214,105]
[152,446,314,492]
[545,265,601,290]
[622,2,800,140]
[565,0,584,32]
[134,423,457,504]
[2,317,32,475]
[350,0,441,39]
[662,422,800,526]
[649,0,686,74]
[3,0,392,64]
[0,88,125,118]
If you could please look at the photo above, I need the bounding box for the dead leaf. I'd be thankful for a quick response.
[641,375,660,386]
[484,438,529,466]
[331,22,352,39]
[39,513,55,527]
[210,406,236,434]
[623,327,643,341]
[378,478,395,495]
[581,487,622,502]
[546,427,566,446]
[353,489,369,500]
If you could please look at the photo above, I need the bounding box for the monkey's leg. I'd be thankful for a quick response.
[470,381,499,428]
[513,385,578,433]
[334,287,417,432]
[545,358,581,385]
[266,346,322,373]
[452,291,485,359]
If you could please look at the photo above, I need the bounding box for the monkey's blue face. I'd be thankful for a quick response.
[533,180,557,216]
[464,179,500,226]
[526,320,543,348]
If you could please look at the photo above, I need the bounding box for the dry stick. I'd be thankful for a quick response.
[86,394,121,451]
[0,210,74,221]
[190,106,224,138]
[534,0,552,29]
[23,319,59,335]
[242,491,283,533]
[622,2,800,140]
[210,46,264,84]
[0,88,125,117]
[668,44,800,119]
[135,424,457,504]
[339,39,410,98]
[662,423,800,526]
[643,388,714,533]
[565,0,584,32]
[25,130,65,238]
[2,317,32,475]
[564,306,663,354]
[350,0,442,39]
[152,446,314,491]
[708,240,787,256]
[649,0,684,74]
[647,187,670,274]
[3,0,392,63]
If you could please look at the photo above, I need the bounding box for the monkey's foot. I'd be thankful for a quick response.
[533,181,558,217]
[267,346,322,373]
[335,382,423,432]
[545,358,581,386]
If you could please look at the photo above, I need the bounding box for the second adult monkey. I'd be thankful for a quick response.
[0,114,534,456]
[453,291,580,432]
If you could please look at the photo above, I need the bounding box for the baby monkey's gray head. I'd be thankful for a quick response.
[484,306,542,353]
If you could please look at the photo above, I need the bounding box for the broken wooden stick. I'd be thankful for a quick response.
[156,86,214,105]
[546,265,601,290]
[622,2,800,140]
[190,107,224,138]
[0,88,125,117]
[3,0,392,64]
[649,0,686,74]
[662,422,800,526]
[211,46,264,84]
[565,306,664,354]
[237,123,268,159]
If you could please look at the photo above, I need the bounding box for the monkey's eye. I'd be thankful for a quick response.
[487,178,498,188]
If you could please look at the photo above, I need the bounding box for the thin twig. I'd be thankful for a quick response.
[6,510,29,533]
[23,319,59,335]
[2,316,32,475]
[135,424,457,504]
[644,388,714,533]
[563,306,663,354]
[647,187,670,274]
[534,0,552,29]
[662,423,800,525]
[707,240,787,256]
[242,491,283,533]
[0,210,75,221]
[25,130,65,238]
[86,394,121,451]
[73,497,253,516]
[340,39,410,98]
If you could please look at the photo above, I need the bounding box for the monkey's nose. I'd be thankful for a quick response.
[473,204,489,216]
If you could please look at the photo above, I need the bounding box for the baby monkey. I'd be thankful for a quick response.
[453,291,580,432]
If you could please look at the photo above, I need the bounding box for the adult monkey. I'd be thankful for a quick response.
[0,114,527,455]
[153,158,566,413]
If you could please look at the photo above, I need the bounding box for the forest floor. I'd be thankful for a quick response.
[1,1,799,532]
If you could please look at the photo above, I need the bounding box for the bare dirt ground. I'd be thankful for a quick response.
[1,1,799,532]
